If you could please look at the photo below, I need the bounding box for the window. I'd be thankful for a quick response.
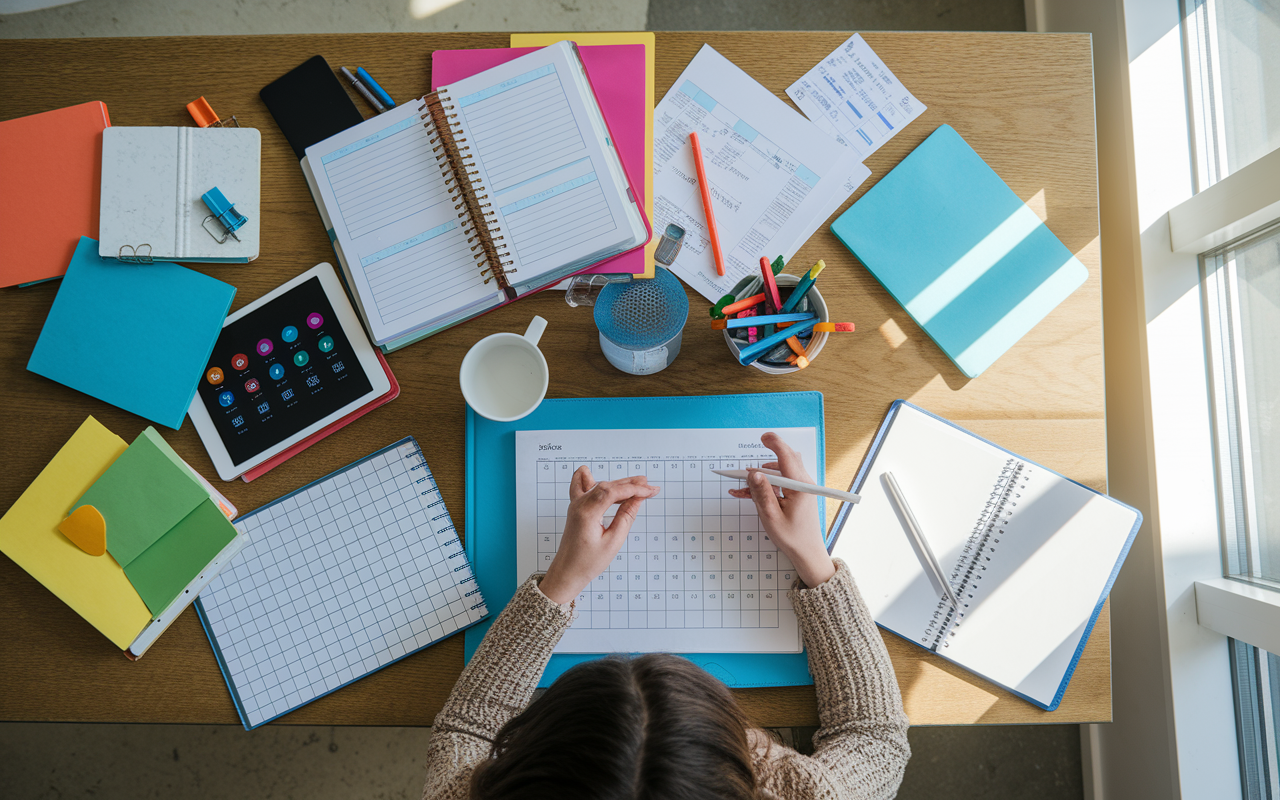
[1183,0,1280,188]
[1229,639,1280,799]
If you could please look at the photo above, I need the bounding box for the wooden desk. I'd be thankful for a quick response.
[0,31,1104,726]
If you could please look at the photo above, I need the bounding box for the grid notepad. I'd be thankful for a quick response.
[196,438,488,729]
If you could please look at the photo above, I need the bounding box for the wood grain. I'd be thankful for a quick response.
[0,31,1104,727]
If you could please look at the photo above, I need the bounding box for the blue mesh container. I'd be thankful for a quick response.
[593,267,689,374]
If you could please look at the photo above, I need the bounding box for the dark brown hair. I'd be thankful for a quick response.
[469,653,758,800]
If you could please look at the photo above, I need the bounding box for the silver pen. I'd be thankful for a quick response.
[882,472,962,610]
[340,66,386,114]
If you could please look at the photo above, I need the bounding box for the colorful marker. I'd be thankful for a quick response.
[711,312,816,330]
[780,260,826,314]
[737,318,820,365]
[779,321,855,332]
[721,293,766,316]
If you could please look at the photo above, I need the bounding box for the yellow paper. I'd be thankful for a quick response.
[512,32,657,279]
[0,417,151,649]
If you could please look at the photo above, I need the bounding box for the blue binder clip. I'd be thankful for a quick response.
[201,186,247,243]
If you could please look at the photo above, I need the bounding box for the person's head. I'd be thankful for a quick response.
[469,653,758,800]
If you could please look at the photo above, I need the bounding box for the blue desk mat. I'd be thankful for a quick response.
[463,392,825,688]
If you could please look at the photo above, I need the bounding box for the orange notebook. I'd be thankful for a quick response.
[0,101,110,288]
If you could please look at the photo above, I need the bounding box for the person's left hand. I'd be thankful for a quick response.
[540,467,660,605]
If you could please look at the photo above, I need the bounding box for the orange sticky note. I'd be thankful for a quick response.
[59,504,107,556]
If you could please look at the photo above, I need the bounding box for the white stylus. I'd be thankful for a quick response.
[711,468,862,506]
[882,471,962,611]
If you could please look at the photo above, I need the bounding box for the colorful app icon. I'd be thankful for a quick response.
[306,312,324,329]
[282,325,298,343]
[206,367,224,385]
[257,401,270,414]
[231,416,244,428]
[218,390,235,407]
[269,363,285,380]
[293,350,310,366]
[231,353,249,371]
[282,388,295,401]
[256,338,273,356]
[317,335,335,353]
[244,378,261,393]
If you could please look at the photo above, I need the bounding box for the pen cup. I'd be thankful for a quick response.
[723,273,829,374]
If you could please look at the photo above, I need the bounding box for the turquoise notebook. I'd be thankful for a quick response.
[830,124,1087,378]
[464,393,827,688]
[27,236,235,429]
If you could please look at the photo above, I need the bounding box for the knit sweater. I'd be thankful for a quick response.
[421,559,910,799]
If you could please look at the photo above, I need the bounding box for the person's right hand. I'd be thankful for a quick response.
[728,432,836,588]
[540,467,660,605]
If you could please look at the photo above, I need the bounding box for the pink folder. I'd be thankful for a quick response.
[431,44,647,278]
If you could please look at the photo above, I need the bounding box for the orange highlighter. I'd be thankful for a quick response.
[689,132,726,277]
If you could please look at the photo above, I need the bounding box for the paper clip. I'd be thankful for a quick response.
[187,96,239,128]
[118,244,153,263]
[201,187,247,243]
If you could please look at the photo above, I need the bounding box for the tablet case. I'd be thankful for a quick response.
[259,55,366,161]
[464,392,826,688]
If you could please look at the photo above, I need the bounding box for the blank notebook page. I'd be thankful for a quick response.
[832,403,1139,709]
[441,42,644,286]
[305,104,501,345]
[196,438,489,729]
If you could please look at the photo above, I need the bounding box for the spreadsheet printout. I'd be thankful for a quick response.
[785,34,927,161]
[652,45,868,303]
[197,438,489,729]
[515,427,818,654]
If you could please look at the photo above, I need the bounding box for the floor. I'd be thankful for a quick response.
[0,1,1082,798]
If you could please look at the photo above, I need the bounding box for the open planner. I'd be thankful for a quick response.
[516,427,818,655]
[304,41,649,348]
[829,402,1141,710]
[195,438,488,729]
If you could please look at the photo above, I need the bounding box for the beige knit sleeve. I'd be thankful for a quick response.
[421,575,573,800]
[783,558,911,799]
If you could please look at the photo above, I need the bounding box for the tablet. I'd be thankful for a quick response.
[189,263,391,480]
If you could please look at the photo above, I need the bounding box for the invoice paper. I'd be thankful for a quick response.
[653,45,869,302]
[515,427,819,654]
[785,34,927,160]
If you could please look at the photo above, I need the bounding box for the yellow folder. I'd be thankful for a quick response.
[512,32,656,279]
[0,417,151,649]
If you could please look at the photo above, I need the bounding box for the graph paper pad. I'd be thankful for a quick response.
[516,427,816,654]
[196,437,488,729]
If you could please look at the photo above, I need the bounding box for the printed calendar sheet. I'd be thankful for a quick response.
[515,427,818,654]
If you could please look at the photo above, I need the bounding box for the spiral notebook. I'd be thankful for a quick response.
[304,41,649,347]
[195,438,489,729]
[828,401,1141,710]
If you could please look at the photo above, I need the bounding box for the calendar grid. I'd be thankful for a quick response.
[516,428,814,655]
[196,438,489,729]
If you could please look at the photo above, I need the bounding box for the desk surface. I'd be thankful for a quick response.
[0,31,1104,727]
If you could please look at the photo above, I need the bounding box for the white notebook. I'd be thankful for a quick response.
[99,127,260,263]
[829,402,1141,710]
[305,41,648,347]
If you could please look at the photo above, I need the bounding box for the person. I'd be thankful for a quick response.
[421,433,910,799]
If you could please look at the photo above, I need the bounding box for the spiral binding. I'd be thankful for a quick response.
[420,91,516,293]
[920,458,1029,651]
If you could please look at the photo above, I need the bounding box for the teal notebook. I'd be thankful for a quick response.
[27,236,235,429]
[830,124,1087,378]
[464,393,827,688]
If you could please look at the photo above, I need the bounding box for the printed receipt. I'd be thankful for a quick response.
[653,45,869,302]
[786,34,927,160]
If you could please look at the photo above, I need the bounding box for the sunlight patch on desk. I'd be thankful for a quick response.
[905,203,1045,325]
[409,0,467,19]
[1025,188,1047,222]
[879,317,908,349]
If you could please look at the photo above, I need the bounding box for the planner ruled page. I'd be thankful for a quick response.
[304,104,501,344]
[197,438,488,729]
[515,427,817,654]
[443,42,645,285]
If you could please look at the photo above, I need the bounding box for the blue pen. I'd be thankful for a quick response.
[356,67,396,109]
[737,319,820,366]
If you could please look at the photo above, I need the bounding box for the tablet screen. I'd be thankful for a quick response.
[196,276,374,466]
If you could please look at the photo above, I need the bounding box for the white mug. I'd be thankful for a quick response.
[459,316,549,422]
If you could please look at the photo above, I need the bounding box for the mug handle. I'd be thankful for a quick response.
[524,315,547,347]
